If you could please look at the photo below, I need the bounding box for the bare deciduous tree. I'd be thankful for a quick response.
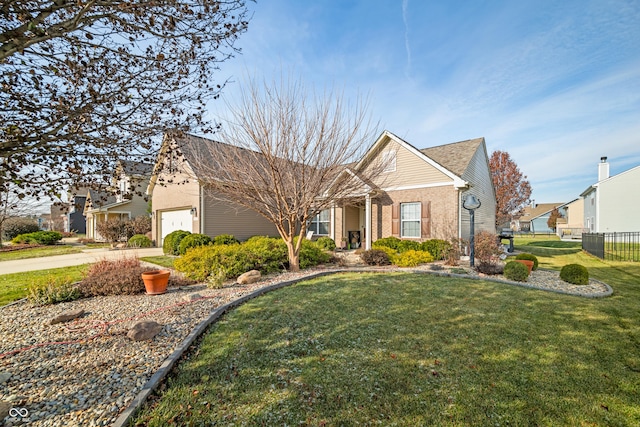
[1,0,251,200]
[489,150,532,228]
[188,77,383,271]
[0,186,45,244]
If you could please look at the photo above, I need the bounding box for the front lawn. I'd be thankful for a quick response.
[0,244,84,261]
[134,249,640,425]
[140,256,175,269]
[0,265,88,306]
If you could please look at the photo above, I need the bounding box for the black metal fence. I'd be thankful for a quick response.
[582,232,640,262]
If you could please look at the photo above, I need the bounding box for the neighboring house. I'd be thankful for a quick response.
[48,202,68,232]
[148,131,497,249]
[580,157,640,232]
[515,201,564,233]
[555,198,585,238]
[84,160,152,240]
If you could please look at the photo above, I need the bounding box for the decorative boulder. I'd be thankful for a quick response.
[127,321,163,341]
[49,309,85,325]
[237,270,261,285]
[182,293,203,302]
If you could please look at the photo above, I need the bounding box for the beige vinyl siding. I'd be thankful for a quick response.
[369,140,452,189]
[202,192,279,241]
[150,160,201,242]
[460,143,496,238]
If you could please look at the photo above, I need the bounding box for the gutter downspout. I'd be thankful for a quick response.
[199,185,205,234]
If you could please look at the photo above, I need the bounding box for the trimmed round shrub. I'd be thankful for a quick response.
[421,239,451,260]
[3,218,40,240]
[178,233,213,255]
[128,234,152,248]
[361,249,391,266]
[515,253,539,270]
[393,249,434,267]
[12,231,62,245]
[315,236,336,251]
[163,230,191,255]
[212,234,240,246]
[560,263,589,285]
[504,261,529,282]
[372,236,402,251]
[243,236,288,273]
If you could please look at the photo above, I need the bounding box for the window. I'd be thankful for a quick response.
[309,209,330,236]
[382,149,396,173]
[401,202,421,238]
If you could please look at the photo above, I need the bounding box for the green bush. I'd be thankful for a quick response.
[178,233,213,255]
[12,231,63,245]
[360,249,391,266]
[372,236,402,251]
[503,261,529,282]
[175,244,254,282]
[163,230,191,255]
[3,218,40,240]
[212,234,240,245]
[515,253,539,270]
[420,239,451,260]
[393,250,434,267]
[560,263,589,285]
[397,240,421,253]
[128,234,153,248]
[242,236,288,273]
[28,276,81,306]
[298,239,331,269]
[315,236,336,251]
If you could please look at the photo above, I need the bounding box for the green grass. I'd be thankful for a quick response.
[134,244,640,426]
[140,256,175,269]
[0,265,88,306]
[0,245,84,261]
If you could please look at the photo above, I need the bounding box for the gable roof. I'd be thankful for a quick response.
[518,203,563,221]
[420,138,484,177]
[117,160,154,177]
[356,130,484,188]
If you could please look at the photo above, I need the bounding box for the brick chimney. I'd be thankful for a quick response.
[598,156,610,181]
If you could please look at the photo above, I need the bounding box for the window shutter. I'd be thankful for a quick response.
[421,201,431,238]
[392,204,399,236]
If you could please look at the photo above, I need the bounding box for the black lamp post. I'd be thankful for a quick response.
[463,194,481,267]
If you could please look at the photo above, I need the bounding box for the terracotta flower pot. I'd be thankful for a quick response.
[141,269,170,295]
[513,259,534,274]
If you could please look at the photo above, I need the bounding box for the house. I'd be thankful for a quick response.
[554,198,585,238]
[514,201,564,233]
[148,131,496,249]
[147,134,280,245]
[580,157,640,232]
[84,160,152,240]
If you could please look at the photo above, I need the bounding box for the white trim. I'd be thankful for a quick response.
[382,181,455,192]
[365,194,372,250]
[400,202,421,238]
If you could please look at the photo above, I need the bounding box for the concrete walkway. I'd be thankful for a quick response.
[0,247,164,275]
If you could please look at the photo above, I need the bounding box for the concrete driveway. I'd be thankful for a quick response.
[0,247,164,275]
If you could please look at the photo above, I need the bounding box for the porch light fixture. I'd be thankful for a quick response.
[190,207,197,216]
[463,194,481,267]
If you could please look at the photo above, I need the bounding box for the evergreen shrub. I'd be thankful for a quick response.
[128,234,152,248]
[315,236,336,251]
[393,250,434,267]
[503,261,529,282]
[163,230,191,255]
[560,263,589,285]
[178,233,212,255]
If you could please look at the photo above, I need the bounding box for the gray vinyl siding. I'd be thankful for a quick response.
[459,143,497,240]
[582,189,597,232]
[202,191,279,241]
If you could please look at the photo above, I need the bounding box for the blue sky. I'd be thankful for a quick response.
[212,0,640,204]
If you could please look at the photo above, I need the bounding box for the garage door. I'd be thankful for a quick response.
[160,209,192,244]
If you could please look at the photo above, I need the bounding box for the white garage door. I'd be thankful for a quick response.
[160,209,192,244]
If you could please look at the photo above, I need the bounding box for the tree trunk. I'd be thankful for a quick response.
[286,240,300,271]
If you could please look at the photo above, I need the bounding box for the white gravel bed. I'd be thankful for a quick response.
[0,264,610,426]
